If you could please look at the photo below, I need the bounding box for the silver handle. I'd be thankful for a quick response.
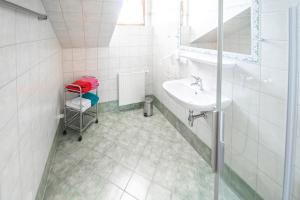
[211,111,225,172]
[282,6,299,200]
[191,75,201,80]
[211,111,218,172]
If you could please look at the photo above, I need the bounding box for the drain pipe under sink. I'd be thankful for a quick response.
[188,110,208,127]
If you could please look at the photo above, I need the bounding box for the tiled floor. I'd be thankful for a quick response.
[43,108,239,200]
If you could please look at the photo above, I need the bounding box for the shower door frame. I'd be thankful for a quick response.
[214,1,299,200]
[282,5,298,200]
[214,0,224,199]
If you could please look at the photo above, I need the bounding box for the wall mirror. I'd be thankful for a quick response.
[179,0,260,62]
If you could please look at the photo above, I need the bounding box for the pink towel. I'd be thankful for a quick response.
[80,76,99,89]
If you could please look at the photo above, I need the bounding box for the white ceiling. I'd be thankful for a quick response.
[41,0,123,48]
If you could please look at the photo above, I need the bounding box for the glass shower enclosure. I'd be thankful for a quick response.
[215,0,299,199]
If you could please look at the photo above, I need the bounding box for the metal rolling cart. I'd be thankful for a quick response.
[63,83,99,141]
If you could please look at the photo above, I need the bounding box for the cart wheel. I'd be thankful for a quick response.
[95,119,98,124]
[78,135,82,142]
[63,130,67,135]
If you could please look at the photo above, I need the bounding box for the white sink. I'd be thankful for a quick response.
[163,79,231,112]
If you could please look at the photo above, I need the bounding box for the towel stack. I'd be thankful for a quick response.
[82,92,99,106]
[65,76,100,112]
[81,76,99,90]
[66,97,91,112]
[66,76,99,93]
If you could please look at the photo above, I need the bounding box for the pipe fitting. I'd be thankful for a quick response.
[188,110,207,127]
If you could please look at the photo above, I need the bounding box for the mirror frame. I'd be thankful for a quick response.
[178,0,261,63]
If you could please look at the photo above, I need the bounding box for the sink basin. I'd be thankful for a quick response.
[162,79,231,112]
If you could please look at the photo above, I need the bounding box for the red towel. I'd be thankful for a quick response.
[66,80,92,93]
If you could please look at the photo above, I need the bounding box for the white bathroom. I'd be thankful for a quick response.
[0,0,299,200]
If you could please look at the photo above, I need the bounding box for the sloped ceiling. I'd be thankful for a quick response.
[41,0,123,48]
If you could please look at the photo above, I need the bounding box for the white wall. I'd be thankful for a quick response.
[0,1,63,200]
[152,0,215,147]
[62,25,153,103]
[152,0,299,200]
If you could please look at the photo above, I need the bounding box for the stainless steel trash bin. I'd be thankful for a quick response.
[144,96,153,117]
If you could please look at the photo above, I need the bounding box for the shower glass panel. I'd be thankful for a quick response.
[217,0,296,199]
[288,3,300,200]
[293,116,300,199]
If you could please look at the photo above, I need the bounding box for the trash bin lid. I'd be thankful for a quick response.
[145,96,153,103]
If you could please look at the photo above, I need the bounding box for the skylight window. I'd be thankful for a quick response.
[117,0,145,25]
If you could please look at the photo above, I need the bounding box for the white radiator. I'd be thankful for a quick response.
[118,71,146,106]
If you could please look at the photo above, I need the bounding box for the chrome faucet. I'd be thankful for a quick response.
[191,75,204,91]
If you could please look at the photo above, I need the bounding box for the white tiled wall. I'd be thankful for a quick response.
[1,0,300,199]
[0,1,63,200]
[151,0,298,199]
[152,0,216,147]
[62,26,153,103]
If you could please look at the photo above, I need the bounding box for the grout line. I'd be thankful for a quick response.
[14,9,24,198]
[120,191,138,200]
[58,0,73,47]
[80,0,86,49]
[39,124,62,200]
[0,50,60,91]
[0,36,58,49]
[45,108,207,200]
